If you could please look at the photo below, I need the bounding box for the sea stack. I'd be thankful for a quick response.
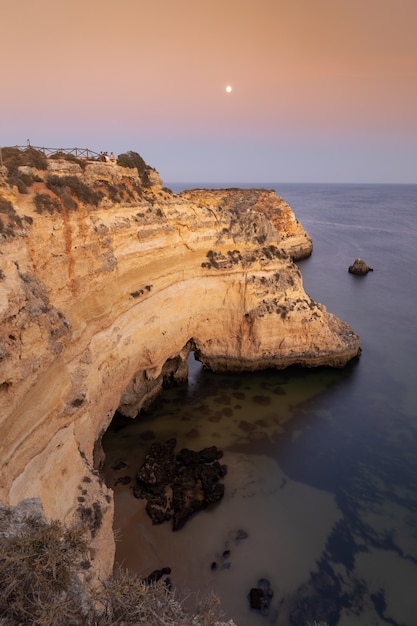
[349,258,374,275]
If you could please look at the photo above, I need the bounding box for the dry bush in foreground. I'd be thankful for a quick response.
[98,568,227,625]
[0,512,90,625]
[0,501,232,626]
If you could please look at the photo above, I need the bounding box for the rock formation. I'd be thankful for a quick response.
[133,438,227,530]
[0,148,361,579]
[348,258,374,275]
[249,578,274,615]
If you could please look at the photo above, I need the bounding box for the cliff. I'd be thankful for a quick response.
[0,149,360,578]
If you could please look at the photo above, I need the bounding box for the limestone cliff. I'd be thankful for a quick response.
[0,149,360,578]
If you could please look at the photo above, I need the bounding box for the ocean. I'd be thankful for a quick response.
[102,183,417,626]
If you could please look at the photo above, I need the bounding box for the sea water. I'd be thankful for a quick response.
[102,183,417,626]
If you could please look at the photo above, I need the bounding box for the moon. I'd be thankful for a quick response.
[226,85,232,93]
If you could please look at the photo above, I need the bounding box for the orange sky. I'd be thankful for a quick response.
[1,0,416,181]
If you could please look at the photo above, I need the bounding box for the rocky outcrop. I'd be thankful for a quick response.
[0,149,360,579]
[348,258,373,275]
[179,187,313,261]
[133,438,227,530]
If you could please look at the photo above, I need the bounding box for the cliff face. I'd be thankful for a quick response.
[0,153,360,577]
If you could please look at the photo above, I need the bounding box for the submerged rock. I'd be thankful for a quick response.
[249,578,274,615]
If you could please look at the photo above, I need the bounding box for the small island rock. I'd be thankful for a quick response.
[348,258,373,275]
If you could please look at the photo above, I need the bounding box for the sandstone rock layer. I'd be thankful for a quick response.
[0,153,360,577]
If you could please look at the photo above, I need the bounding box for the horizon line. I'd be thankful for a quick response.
[164,180,417,186]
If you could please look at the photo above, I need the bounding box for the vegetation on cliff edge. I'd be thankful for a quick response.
[0,502,230,626]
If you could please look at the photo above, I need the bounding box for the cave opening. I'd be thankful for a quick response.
[99,348,232,582]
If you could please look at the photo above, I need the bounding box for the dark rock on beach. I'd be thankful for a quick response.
[114,475,131,486]
[134,438,227,530]
[142,566,172,584]
[235,529,249,544]
[249,578,274,615]
[209,528,249,573]
[172,457,226,530]
[136,438,177,497]
[176,445,223,466]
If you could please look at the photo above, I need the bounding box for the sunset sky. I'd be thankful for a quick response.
[1,0,416,183]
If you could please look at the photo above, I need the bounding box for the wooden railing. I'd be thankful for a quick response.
[10,144,101,160]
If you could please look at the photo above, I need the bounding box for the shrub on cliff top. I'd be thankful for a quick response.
[117,150,151,186]
[1,147,47,193]
[1,147,48,176]
[46,174,103,209]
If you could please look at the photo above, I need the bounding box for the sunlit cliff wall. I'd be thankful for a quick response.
[0,154,360,577]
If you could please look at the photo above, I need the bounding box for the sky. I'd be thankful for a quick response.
[1,0,416,183]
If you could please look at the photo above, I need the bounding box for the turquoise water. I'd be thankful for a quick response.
[102,184,417,626]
